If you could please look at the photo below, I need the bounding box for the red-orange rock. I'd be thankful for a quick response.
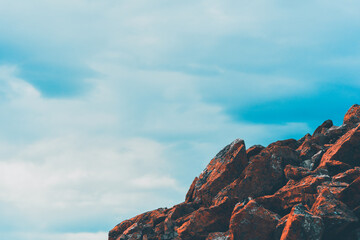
[296,121,347,162]
[176,197,236,240]
[269,174,329,213]
[274,214,289,239]
[318,125,360,169]
[296,139,324,162]
[246,144,264,159]
[214,145,299,205]
[298,150,324,170]
[344,104,360,128]
[284,165,311,180]
[109,208,170,240]
[152,202,202,239]
[184,177,198,203]
[109,219,134,240]
[325,125,348,144]
[298,133,311,144]
[229,200,280,240]
[280,204,323,240]
[339,176,360,210]
[185,139,248,205]
[311,188,358,239]
[268,138,300,150]
[254,194,284,216]
[313,120,333,136]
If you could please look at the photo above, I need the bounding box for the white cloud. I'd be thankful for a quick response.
[0,65,40,100]
[1,0,358,69]
[1,232,107,240]
[0,64,311,237]
[0,135,181,222]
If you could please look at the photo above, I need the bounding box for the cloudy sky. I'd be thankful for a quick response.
[1,0,360,239]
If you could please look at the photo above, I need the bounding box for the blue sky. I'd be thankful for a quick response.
[0,1,360,239]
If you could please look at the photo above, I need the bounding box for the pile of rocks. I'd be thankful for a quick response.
[109,105,360,240]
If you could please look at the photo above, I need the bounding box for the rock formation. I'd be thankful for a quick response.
[109,105,360,240]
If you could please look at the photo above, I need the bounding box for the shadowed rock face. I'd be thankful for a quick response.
[109,105,360,240]
[229,200,280,240]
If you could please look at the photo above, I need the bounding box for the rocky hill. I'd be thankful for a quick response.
[109,105,360,240]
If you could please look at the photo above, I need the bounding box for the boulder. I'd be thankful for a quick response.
[213,145,299,205]
[313,120,333,137]
[246,144,264,159]
[344,104,360,128]
[267,138,300,150]
[280,204,323,240]
[298,133,311,144]
[311,188,358,239]
[109,208,169,240]
[297,139,324,162]
[185,139,248,205]
[296,121,347,161]
[176,197,236,240]
[284,165,311,180]
[229,200,280,240]
[318,124,360,169]
[266,174,330,214]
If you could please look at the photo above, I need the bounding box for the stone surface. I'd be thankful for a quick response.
[313,120,333,137]
[344,104,360,128]
[261,174,330,214]
[176,198,236,240]
[246,144,264,159]
[268,138,300,150]
[213,145,299,205]
[274,214,289,239]
[284,165,311,180]
[280,204,323,240]
[109,208,169,240]
[229,200,280,240]
[298,133,311,144]
[185,139,248,205]
[318,124,360,169]
[311,188,358,239]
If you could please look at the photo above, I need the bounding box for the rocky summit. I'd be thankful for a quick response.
[109,105,360,240]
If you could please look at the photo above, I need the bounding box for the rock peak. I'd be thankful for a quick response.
[344,104,360,127]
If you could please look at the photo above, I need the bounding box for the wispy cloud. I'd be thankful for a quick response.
[1,231,107,240]
[0,64,310,239]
